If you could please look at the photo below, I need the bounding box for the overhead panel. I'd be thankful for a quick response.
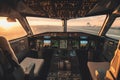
[0,0,120,19]
[23,0,97,19]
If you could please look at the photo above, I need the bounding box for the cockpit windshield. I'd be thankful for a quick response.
[27,15,106,35]
[26,17,63,34]
[0,17,27,40]
[68,15,106,34]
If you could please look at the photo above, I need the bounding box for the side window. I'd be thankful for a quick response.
[106,17,120,40]
[0,17,27,40]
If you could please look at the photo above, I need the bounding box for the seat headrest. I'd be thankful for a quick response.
[0,36,18,63]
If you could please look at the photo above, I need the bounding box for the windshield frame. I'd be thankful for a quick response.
[26,15,107,35]
[105,16,120,40]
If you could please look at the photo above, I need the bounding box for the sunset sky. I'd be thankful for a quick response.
[0,15,118,31]
[0,16,119,40]
[0,17,26,40]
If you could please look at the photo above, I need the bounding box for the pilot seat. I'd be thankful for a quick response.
[0,36,44,80]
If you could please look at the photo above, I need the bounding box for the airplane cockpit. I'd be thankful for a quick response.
[0,0,120,80]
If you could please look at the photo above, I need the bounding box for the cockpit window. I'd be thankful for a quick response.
[106,17,120,40]
[26,17,63,34]
[0,17,27,40]
[27,15,106,35]
[68,15,106,35]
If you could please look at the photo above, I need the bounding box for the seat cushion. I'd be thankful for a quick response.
[20,57,44,77]
[87,62,110,80]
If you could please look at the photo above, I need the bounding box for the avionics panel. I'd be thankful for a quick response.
[43,40,51,47]
[80,40,88,47]
[80,36,88,48]
[51,40,59,48]
[71,40,79,49]
[60,40,67,49]
[29,32,104,50]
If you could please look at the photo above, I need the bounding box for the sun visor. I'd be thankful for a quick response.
[87,0,119,16]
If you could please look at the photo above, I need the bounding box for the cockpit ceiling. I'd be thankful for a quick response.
[23,0,97,19]
[0,0,120,19]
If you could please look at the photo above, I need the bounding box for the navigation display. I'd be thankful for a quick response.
[72,40,79,49]
[51,40,59,48]
[43,40,51,47]
[80,40,88,47]
[60,40,67,49]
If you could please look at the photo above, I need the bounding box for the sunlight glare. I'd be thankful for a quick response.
[0,19,16,30]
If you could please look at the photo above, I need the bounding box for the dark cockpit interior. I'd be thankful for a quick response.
[25,32,117,80]
[0,0,120,80]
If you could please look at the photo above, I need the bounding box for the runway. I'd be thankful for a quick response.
[32,25,120,39]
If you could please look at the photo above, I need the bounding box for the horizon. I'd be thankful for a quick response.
[0,16,120,40]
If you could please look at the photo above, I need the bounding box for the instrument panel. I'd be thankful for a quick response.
[29,32,104,50]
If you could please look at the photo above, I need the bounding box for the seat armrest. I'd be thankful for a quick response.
[20,57,44,77]
[87,62,110,80]
[24,63,35,76]
[24,63,35,80]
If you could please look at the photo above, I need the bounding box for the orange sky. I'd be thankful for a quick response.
[0,15,119,30]
[0,17,19,30]
[0,17,26,40]
[0,16,119,40]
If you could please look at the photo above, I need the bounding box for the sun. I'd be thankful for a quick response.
[0,19,16,30]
